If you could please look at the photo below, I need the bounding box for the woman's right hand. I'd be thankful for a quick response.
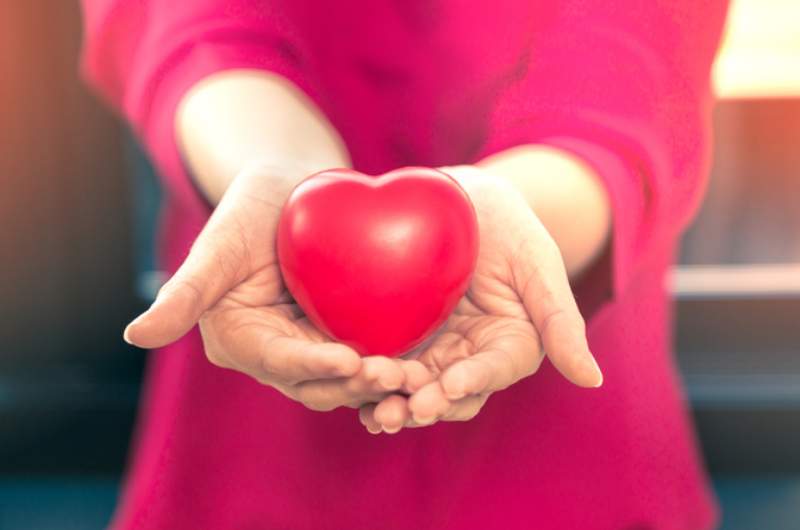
[123,163,431,412]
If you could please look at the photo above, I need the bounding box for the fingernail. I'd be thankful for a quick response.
[366,425,381,435]
[123,315,145,345]
[413,414,436,426]
[123,325,134,345]
[588,355,603,388]
[382,425,401,434]
[123,310,149,346]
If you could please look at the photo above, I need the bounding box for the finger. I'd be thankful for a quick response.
[439,333,543,400]
[408,381,450,425]
[513,232,603,388]
[124,211,255,350]
[359,404,382,434]
[399,360,434,394]
[360,356,406,392]
[204,314,362,384]
[291,356,405,410]
[402,395,488,428]
[374,395,410,433]
[259,336,363,383]
[397,417,434,429]
[124,170,293,349]
[440,394,489,422]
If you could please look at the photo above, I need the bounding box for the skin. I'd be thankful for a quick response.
[123,70,610,431]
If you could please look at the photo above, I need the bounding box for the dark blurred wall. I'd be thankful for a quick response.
[0,1,142,472]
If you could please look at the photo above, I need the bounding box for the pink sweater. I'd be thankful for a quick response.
[81,2,728,529]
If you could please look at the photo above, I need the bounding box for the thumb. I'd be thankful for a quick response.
[513,229,603,388]
[124,214,251,350]
[124,165,305,349]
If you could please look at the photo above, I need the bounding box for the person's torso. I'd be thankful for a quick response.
[283,1,543,171]
[110,3,719,528]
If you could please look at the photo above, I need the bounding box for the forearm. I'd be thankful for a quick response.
[176,69,350,205]
[175,70,609,278]
[477,145,611,278]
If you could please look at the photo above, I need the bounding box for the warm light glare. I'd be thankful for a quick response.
[712,0,800,99]
[671,264,800,298]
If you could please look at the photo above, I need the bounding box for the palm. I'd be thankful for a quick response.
[360,166,600,432]
[126,167,417,413]
[208,253,320,343]
[197,184,332,348]
[408,256,542,386]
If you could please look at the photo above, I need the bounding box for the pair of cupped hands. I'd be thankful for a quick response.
[124,163,603,434]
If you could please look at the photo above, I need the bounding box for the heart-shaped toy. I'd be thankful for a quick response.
[277,167,479,357]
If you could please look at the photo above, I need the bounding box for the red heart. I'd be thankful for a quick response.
[277,167,479,357]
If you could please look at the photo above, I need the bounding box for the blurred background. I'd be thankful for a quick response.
[1,1,799,528]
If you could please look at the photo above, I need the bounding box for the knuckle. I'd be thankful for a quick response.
[295,386,338,412]
[540,304,585,342]
[305,398,338,412]
[459,408,481,422]
[204,348,229,368]
[166,276,205,308]
[539,305,568,335]
[199,316,230,369]
[520,356,540,379]
[198,308,230,345]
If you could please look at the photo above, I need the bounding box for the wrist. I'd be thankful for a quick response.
[439,164,525,205]
[475,144,611,277]
[195,150,350,207]
[176,69,350,205]
[218,157,341,213]
[239,155,345,188]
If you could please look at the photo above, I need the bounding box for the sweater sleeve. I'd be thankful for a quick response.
[478,1,729,303]
[80,0,317,217]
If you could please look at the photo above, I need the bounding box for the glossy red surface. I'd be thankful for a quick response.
[277,167,479,357]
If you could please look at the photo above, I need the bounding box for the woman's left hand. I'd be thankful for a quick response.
[359,165,603,434]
